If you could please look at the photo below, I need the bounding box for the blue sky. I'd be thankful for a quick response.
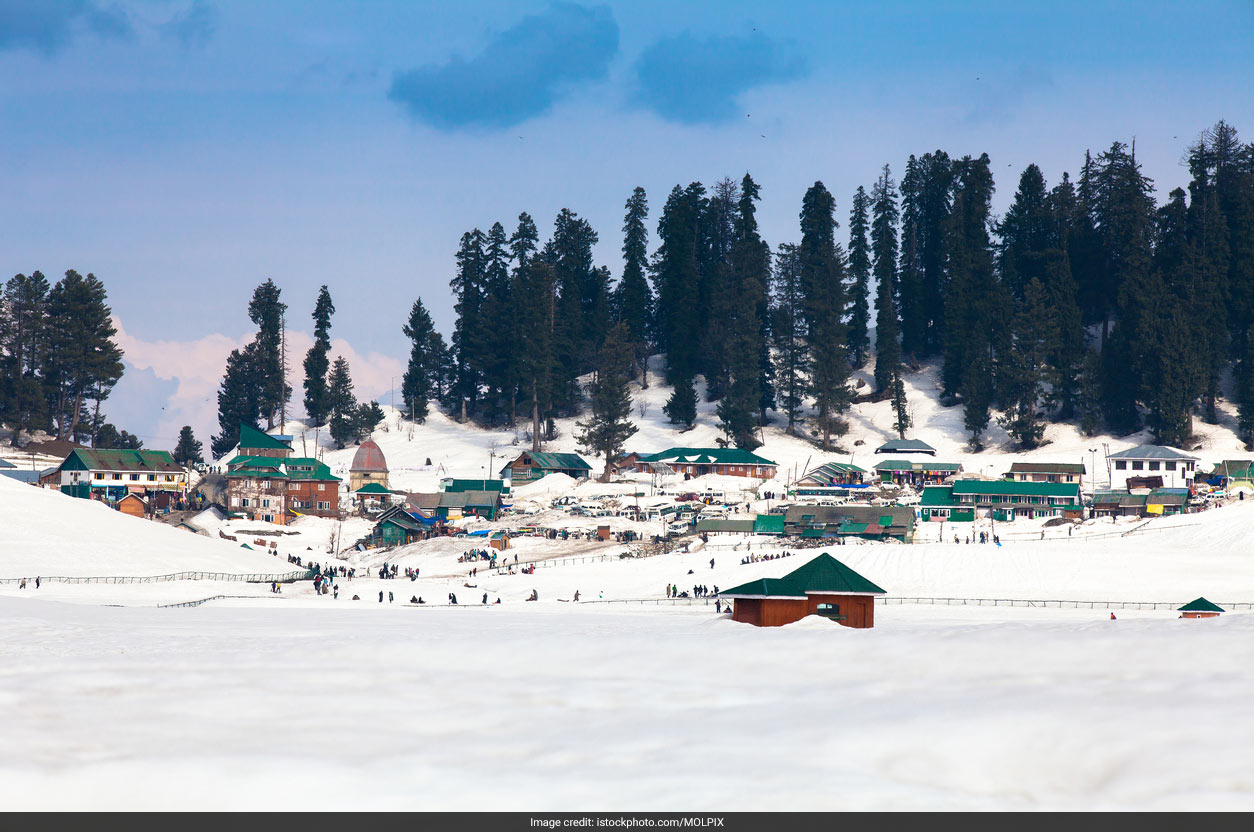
[2,0,1252,449]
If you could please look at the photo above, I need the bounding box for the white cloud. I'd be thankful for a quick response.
[113,317,405,447]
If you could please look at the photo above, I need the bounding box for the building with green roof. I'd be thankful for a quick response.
[500,451,593,484]
[1179,597,1225,618]
[628,447,778,479]
[719,553,887,628]
[56,448,188,504]
[873,459,963,485]
[947,479,1083,520]
[223,453,341,524]
[236,422,292,458]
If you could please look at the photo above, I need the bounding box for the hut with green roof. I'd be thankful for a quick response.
[718,552,887,628]
[1178,597,1225,619]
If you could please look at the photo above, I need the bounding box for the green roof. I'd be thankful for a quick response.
[1178,597,1225,613]
[224,455,339,481]
[238,423,291,451]
[951,479,1080,498]
[639,447,777,466]
[443,478,507,493]
[354,482,392,494]
[753,514,786,534]
[503,452,592,473]
[920,485,957,506]
[874,460,962,472]
[1212,461,1254,478]
[62,448,183,474]
[721,553,886,598]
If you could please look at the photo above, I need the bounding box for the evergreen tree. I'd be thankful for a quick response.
[1043,173,1086,419]
[246,278,290,429]
[302,285,334,427]
[401,296,446,424]
[942,155,1006,446]
[478,222,517,423]
[663,375,697,429]
[174,425,203,465]
[576,323,639,481]
[800,181,852,450]
[0,272,50,444]
[448,229,487,421]
[614,187,653,386]
[771,243,808,435]
[1075,349,1104,436]
[891,375,911,439]
[211,346,263,458]
[1237,325,1254,447]
[701,178,739,401]
[716,173,771,449]
[653,184,704,384]
[542,208,602,415]
[897,155,927,359]
[93,423,143,449]
[871,165,902,396]
[997,278,1055,448]
[326,355,359,449]
[846,185,872,368]
[42,271,125,442]
[354,400,386,441]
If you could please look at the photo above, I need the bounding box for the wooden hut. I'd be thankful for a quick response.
[1178,597,1225,619]
[117,492,147,518]
[718,553,887,628]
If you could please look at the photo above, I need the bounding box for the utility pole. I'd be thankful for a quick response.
[279,312,288,436]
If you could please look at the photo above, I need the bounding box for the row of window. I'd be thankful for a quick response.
[240,479,328,490]
[90,472,180,482]
[1113,460,1194,472]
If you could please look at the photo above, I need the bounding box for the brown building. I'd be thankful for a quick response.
[1178,597,1224,619]
[117,492,147,518]
[627,447,777,479]
[349,440,389,493]
[224,424,340,524]
[719,553,887,628]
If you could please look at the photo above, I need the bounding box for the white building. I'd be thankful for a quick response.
[1105,445,1199,490]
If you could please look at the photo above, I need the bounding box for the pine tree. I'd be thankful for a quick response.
[42,271,124,442]
[401,296,446,424]
[448,229,487,421]
[997,278,1054,448]
[892,375,911,439]
[354,400,385,442]
[614,187,653,386]
[302,285,334,427]
[0,272,50,444]
[246,279,290,430]
[800,181,852,450]
[93,423,143,449]
[211,346,263,458]
[663,375,697,429]
[846,185,872,368]
[543,208,602,415]
[653,184,704,384]
[1043,173,1086,419]
[771,243,808,435]
[1237,325,1254,447]
[871,165,901,396]
[478,221,517,424]
[716,173,770,449]
[942,155,1006,446]
[897,156,927,360]
[174,425,203,465]
[1076,350,1104,436]
[576,323,639,481]
[326,355,359,449]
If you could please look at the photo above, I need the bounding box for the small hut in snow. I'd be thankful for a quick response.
[1178,598,1225,619]
[719,553,887,628]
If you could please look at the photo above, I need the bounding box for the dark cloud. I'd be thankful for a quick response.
[0,0,132,53]
[388,2,618,129]
[632,30,806,124]
[160,0,215,48]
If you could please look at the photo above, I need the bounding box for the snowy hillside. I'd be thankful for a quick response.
[237,354,1252,497]
[0,474,296,578]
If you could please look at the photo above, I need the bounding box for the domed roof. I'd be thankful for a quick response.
[350,439,388,473]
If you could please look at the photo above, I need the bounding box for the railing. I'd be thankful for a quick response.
[880,596,1254,611]
[0,569,313,586]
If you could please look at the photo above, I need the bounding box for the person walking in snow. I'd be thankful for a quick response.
[333,584,339,600]
[35,577,40,589]
[573,590,580,601]
[379,591,384,603]
[388,591,394,603]
[709,558,715,569]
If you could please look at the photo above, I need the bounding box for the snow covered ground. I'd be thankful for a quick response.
[5,356,1254,809]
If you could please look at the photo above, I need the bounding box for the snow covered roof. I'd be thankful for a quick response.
[1107,445,1198,461]
[874,439,936,455]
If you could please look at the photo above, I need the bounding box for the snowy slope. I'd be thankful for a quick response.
[0,474,295,578]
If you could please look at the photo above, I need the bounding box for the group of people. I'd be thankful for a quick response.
[458,548,494,564]
[312,574,338,598]
[955,533,1001,545]
[665,583,717,599]
[16,577,40,589]
[403,566,420,580]
[740,551,794,565]
[377,563,400,579]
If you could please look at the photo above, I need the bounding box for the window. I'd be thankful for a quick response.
[112,473,121,480]
[1115,461,1127,470]
[1131,461,1144,470]
[231,496,240,507]
[242,498,250,508]
[147,474,156,481]
[130,474,139,481]
[318,483,325,491]
[262,514,273,523]
[1165,461,1176,471]
[262,499,270,508]
[164,474,173,481]
[1149,461,1160,471]
[816,603,842,618]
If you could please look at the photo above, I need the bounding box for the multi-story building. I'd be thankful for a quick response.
[223,424,340,524]
[56,449,188,508]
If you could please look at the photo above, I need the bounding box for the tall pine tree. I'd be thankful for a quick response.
[800,181,852,450]
[846,185,872,368]
[576,323,639,481]
[302,285,334,426]
[614,187,653,386]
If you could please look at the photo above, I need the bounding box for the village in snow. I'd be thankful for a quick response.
[5,357,1254,810]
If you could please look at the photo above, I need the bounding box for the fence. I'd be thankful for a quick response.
[0,569,313,586]
[880,596,1254,611]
